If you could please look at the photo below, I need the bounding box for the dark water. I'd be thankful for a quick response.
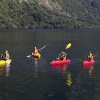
[0,29,100,100]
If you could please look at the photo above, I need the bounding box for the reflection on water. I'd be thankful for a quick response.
[0,63,11,77]
[5,63,10,77]
[52,64,72,87]
[33,58,39,77]
[60,64,72,86]
[0,66,5,76]
[83,64,98,77]
[66,71,72,86]
[88,65,94,75]
[60,64,68,73]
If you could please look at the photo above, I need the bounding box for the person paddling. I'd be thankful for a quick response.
[59,51,67,60]
[86,52,93,61]
[4,50,10,60]
[0,53,4,60]
[32,47,41,55]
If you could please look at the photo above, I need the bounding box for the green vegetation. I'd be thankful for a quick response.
[0,0,100,29]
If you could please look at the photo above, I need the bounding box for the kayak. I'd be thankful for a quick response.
[32,53,41,59]
[50,59,71,66]
[82,60,95,67]
[0,59,12,66]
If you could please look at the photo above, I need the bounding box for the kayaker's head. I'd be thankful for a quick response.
[62,51,64,53]
[5,50,8,54]
[61,51,64,54]
[89,52,92,54]
[61,51,67,55]
[35,47,37,49]
[88,52,92,56]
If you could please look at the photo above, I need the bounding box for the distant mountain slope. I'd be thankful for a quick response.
[0,0,100,29]
[58,0,100,20]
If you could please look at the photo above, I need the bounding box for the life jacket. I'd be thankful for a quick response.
[60,54,66,60]
[5,53,10,60]
[87,54,93,61]
[32,49,39,54]
[35,49,39,53]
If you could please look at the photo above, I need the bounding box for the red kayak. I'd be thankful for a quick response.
[83,60,95,68]
[50,59,71,67]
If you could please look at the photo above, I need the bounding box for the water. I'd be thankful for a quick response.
[0,29,100,100]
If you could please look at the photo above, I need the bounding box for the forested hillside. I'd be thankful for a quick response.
[0,0,100,29]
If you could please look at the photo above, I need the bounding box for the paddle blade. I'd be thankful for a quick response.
[93,55,98,59]
[40,45,46,50]
[79,59,83,63]
[65,43,71,49]
[27,55,31,58]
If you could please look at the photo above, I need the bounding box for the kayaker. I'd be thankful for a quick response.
[0,53,4,59]
[32,47,41,55]
[4,50,10,60]
[59,51,67,60]
[86,52,93,61]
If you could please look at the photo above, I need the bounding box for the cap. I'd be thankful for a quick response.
[5,50,8,52]
[88,52,92,55]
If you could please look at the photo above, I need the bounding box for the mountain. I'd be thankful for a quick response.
[0,0,100,29]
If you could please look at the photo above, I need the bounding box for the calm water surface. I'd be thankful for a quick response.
[0,29,100,100]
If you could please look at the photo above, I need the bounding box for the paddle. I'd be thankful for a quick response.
[40,45,46,50]
[50,43,72,64]
[79,54,98,63]
[65,43,71,49]
[27,45,46,58]
[90,54,97,59]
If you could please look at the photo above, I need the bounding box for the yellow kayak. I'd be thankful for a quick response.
[0,59,12,66]
[32,53,41,59]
